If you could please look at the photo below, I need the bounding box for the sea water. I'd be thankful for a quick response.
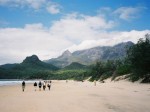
[0,79,38,86]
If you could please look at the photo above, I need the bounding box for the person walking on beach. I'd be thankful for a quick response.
[47,81,51,90]
[66,80,68,83]
[94,80,96,86]
[34,82,37,91]
[43,81,46,91]
[22,81,25,92]
[38,81,42,91]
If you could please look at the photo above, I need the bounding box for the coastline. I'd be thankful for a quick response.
[0,80,150,112]
[0,80,42,86]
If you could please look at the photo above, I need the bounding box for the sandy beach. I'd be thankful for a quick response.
[0,80,150,112]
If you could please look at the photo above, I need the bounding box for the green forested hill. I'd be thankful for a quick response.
[0,55,59,79]
[63,62,88,70]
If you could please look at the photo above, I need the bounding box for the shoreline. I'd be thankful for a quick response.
[0,79,45,86]
[0,80,150,112]
[0,79,150,86]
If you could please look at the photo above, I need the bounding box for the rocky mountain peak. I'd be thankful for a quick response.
[60,50,72,58]
[45,41,134,68]
[23,55,40,63]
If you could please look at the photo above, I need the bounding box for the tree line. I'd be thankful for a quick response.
[90,34,150,83]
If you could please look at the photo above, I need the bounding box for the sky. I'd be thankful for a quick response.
[0,0,150,65]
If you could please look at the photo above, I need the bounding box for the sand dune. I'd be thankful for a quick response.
[0,80,150,112]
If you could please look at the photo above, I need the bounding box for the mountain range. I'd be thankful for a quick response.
[45,41,134,68]
[0,41,134,79]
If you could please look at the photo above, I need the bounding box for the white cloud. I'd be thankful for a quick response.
[26,0,46,9]
[113,6,145,21]
[50,13,115,43]
[68,30,150,52]
[0,24,73,64]
[0,0,44,9]
[25,23,45,30]
[0,13,149,65]
[46,3,60,14]
[0,0,61,13]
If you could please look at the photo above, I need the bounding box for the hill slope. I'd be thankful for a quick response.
[0,55,59,79]
[45,41,134,68]
[20,55,59,70]
[63,62,88,70]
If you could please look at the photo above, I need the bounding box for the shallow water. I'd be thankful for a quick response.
[0,79,39,86]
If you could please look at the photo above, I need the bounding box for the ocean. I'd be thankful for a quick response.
[0,79,39,86]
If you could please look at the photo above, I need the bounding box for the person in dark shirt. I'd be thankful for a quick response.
[38,81,42,91]
[43,81,46,91]
[22,81,25,92]
[34,82,37,91]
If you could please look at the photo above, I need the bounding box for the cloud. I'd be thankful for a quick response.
[26,0,46,9]
[0,13,149,65]
[113,6,146,21]
[46,3,61,14]
[25,23,45,30]
[0,0,44,9]
[68,30,150,52]
[0,24,73,64]
[0,0,61,14]
[50,13,115,43]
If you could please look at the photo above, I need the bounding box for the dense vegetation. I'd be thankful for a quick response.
[89,59,131,81]
[0,55,59,79]
[0,58,90,81]
[89,34,150,83]
[127,34,150,82]
[0,34,150,83]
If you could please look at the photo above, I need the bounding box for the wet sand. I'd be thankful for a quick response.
[0,80,150,112]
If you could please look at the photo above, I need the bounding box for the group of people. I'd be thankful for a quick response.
[22,80,52,92]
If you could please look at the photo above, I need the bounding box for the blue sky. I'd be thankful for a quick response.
[0,0,150,64]
[0,0,150,30]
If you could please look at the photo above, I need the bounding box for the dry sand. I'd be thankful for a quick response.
[0,80,150,112]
